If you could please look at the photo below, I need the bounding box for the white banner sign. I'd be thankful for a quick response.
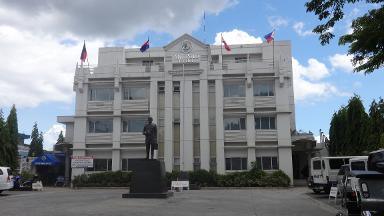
[71,156,93,168]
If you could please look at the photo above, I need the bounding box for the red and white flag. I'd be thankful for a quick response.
[80,41,87,62]
[221,34,231,51]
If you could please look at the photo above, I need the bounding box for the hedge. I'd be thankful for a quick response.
[72,171,132,187]
[72,168,290,188]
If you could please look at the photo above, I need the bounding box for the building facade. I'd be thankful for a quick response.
[58,34,298,181]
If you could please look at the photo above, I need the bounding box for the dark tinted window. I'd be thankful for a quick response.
[0,169,3,175]
[351,161,366,171]
[7,169,12,175]
[329,159,345,169]
[313,160,321,170]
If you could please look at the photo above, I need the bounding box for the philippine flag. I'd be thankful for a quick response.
[264,30,275,44]
[221,35,231,51]
[140,39,150,52]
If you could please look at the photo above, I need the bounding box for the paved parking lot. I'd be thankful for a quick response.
[0,187,338,216]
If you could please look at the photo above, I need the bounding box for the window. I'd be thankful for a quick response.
[87,159,112,171]
[329,159,345,169]
[224,117,246,130]
[351,161,366,171]
[313,160,321,170]
[121,159,137,171]
[255,117,276,129]
[235,56,247,63]
[173,82,180,93]
[225,158,247,170]
[255,157,278,170]
[142,60,153,66]
[224,83,245,97]
[89,87,114,101]
[0,169,3,175]
[88,119,113,133]
[122,118,145,132]
[254,80,274,96]
[158,81,165,93]
[123,86,147,100]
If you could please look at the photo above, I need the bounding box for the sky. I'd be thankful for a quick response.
[0,0,382,150]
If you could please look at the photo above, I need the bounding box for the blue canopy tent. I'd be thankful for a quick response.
[31,153,65,185]
[32,153,63,166]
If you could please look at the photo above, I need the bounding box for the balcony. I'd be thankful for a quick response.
[224,130,247,142]
[223,97,246,109]
[121,99,149,111]
[254,96,276,108]
[255,130,278,142]
[121,132,145,144]
[86,133,113,144]
[211,61,273,74]
[87,101,113,112]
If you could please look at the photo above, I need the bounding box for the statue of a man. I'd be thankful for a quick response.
[143,116,157,159]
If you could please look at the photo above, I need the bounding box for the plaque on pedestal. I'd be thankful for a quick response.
[122,159,173,198]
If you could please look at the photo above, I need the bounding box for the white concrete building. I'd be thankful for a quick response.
[58,34,314,182]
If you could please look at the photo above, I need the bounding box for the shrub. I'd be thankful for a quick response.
[264,170,291,187]
[188,170,218,187]
[72,171,132,187]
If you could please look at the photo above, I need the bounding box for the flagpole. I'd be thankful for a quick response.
[221,33,223,69]
[272,39,275,69]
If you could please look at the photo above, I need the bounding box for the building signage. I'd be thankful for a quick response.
[174,54,200,63]
[71,156,94,168]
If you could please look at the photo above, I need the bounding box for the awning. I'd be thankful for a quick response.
[32,153,62,166]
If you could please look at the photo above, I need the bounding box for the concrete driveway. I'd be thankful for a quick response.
[0,187,338,216]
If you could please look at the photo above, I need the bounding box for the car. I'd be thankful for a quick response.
[309,156,353,193]
[0,167,14,193]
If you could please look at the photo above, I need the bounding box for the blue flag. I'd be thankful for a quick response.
[140,39,149,52]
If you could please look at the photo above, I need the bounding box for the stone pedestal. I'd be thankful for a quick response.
[122,159,173,198]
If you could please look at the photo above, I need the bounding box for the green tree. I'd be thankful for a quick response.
[0,110,9,166]
[305,0,384,74]
[28,123,44,157]
[345,95,368,155]
[329,107,348,156]
[365,98,384,151]
[6,105,19,170]
[57,131,64,143]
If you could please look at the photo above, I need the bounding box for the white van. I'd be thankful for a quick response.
[308,156,353,193]
[0,167,14,193]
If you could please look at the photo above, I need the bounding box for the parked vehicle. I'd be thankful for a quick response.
[0,167,14,193]
[337,164,350,198]
[339,156,369,208]
[308,156,353,193]
[343,150,384,216]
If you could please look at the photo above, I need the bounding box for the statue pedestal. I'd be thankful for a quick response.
[122,159,173,198]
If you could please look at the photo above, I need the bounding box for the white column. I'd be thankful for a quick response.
[180,80,193,171]
[245,76,256,169]
[112,80,121,171]
[150,80,158,122]
[164,80,173,172]
[277,114,293,184]
[215,78,225,174]
[199,79,210,170]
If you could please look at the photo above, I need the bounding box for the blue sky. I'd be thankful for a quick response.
[0,0,382,149]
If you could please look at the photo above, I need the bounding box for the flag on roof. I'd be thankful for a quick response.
[264,30,275,44]
[140,38,150,52]
[221,34,231,51]
[80,41,87,62]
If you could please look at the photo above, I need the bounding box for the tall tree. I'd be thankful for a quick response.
[57,131,64,143]
[345,95,368,155]
[329,107,348,156]
[28,123,44,157]
[0,110,9,166]
[6,105,19,170]
[365,99,384,151]
[305,0,384,74]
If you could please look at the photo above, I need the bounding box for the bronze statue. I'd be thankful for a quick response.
[143,116,157,159]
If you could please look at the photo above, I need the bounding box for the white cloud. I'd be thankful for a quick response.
[0,25,104,108]
[0,0,236,38]
[293,22,314,36]
[43,124,66,150]
[292,57,350,101]
[213,29,263,45]
[329,53,354,73]
[268,16,289,29]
